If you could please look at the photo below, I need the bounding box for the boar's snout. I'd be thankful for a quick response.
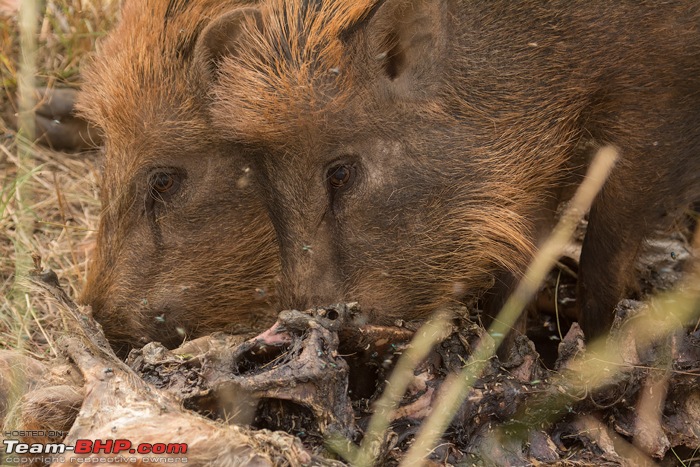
[278,243,346,311]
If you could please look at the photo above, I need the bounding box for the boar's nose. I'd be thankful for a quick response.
[280,243,344,310]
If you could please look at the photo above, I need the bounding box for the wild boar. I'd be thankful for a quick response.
[198,0,700,340]
[77,0,279,356]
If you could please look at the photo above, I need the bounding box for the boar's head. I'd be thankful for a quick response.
[200,0,700,341]
[78,0,279,356]
[198,0,542,325]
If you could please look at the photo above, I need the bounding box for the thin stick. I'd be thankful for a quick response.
[12,0,39,331]
[341,312,452,467]
[400,146,618,467]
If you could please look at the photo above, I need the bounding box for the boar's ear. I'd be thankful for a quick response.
[358,0,447,95]
[194,7,263,81]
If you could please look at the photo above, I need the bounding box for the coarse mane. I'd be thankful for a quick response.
[77,0,244,150]
[212,0,381,145]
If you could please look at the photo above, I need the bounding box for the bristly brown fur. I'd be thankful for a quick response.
[76,0,279,356]
[206,0,700,336]
[211,0,382,145]
[78,0,241,202]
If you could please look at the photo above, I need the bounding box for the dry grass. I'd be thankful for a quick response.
[0,0,118,360]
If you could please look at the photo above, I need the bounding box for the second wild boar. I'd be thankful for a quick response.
[198,0,700,339]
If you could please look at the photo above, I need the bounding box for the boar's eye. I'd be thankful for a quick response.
[152,173,174,192]
[327,164,355,191]
[149,170,183,202]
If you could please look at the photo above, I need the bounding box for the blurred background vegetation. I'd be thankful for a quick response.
[0,0,118,358]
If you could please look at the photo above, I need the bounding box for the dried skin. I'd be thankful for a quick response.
[23,269,330,467]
